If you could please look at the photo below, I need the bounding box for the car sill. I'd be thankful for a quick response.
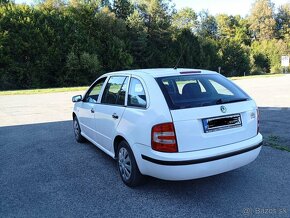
[141,142,263,166]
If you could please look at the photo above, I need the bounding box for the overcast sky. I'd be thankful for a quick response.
[15,0,290,17]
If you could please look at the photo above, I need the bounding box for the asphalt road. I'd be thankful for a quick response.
[1,117,290,218]
[233,74,290,108]
[1,75,290,217]
[1,74,290,127]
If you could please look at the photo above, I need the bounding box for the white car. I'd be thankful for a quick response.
[72,68,263,187]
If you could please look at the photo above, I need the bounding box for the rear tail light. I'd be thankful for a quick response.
[257,109,260,134]
[151,122,178,152]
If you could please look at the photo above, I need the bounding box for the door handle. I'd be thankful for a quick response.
[112,113,119,119]
[91,108,95,113]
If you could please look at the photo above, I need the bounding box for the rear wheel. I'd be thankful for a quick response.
[73,116,85,143]
[117,141,144,187]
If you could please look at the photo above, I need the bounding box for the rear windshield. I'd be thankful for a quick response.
[156,74,250,110]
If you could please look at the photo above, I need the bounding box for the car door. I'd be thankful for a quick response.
[93,76,129,152]
[78,77,107,142]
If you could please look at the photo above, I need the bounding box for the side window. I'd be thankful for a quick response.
[101,76,128,106]
[85,77,107,103]
[209,80,234,96]
[176,79,206,94]
[128,78,147,108]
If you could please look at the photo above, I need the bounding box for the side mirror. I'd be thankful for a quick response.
[72,95,82,103]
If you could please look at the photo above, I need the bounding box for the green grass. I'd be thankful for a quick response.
[0,86,87,96]
[265,135,290,152]
[230,73,284,80]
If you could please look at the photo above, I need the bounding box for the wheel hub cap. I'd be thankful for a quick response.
[118,147,132,181]
[74,120,79,137]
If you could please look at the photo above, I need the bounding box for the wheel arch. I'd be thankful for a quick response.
[114,135,130,158]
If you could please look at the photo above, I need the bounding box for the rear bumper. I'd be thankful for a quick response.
[132,133,263,180]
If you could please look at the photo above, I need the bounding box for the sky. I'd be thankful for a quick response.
[171,0,289,17]
[15,0,290,17]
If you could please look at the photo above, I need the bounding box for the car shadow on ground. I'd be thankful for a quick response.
[1,111,289,217]
[0,120,241,190]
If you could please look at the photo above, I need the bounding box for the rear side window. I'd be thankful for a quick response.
[156,74,250,109]
[101,76,128,106]
[128,78,147,108]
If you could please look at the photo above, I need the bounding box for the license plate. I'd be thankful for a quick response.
[202,114,242,133]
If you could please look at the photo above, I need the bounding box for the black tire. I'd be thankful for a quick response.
[73,116,85,143]
[117,140,144,187]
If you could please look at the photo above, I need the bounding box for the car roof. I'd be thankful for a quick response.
[104,68,218,78]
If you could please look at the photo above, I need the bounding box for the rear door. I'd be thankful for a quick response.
[157,74,258,152]
[94,76,129,152]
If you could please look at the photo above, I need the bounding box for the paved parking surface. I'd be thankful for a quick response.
[233,74,290,108]
[1,120,289,218]
[0,75,290,217]
[0,74,290,127]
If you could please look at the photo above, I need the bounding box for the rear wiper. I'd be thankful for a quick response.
[216,98,249,104]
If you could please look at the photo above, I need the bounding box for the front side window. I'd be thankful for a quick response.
[128,78,147,108]
[85,77,107,103]
[156,74,250,109]
[101,76,128,106]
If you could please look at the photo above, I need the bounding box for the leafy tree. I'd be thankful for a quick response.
[93,9,133,71]
[112,0,133,20]
[172,7,197,31]
[64,51,101,85]
[218,39,250,76]
[126,9,148,68]
[199,38,221,71]
[196,10,218,39]
[171,30,202,68]
[216,14,251,45]
[133,0,174,67]
[0,0,13,4]
[251,39,289,73]
[251,53,270,74]
[0,0,289,90]
[275,3,290,40]
[249,0,276,40]
[216,14,238,39]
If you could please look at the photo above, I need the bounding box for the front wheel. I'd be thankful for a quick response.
[73,116,85,143]
[117,141,144,187]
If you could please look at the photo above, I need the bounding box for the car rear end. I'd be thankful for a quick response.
[136,70,263,180]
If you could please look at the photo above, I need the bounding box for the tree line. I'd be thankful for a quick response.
[0,0,289,90]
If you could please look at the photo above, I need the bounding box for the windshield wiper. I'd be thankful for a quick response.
[216,98,249,104]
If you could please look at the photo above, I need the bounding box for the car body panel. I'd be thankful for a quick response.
[171,100,258,152]
[93,104,126,152]
[132,133,262,180]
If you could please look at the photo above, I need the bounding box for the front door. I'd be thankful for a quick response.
[78,77,107,142]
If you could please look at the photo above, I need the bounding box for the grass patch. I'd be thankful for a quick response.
[230,73,284,80]
[0,86,87,96]
[270,145,290,152]
[265,135,290,152]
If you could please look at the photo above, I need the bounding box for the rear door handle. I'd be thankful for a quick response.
[91,108,95,113]
[112,113,119,119]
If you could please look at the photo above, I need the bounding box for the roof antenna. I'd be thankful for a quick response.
[174,46,184,70]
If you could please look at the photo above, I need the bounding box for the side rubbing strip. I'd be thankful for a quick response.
[142,142,262,166]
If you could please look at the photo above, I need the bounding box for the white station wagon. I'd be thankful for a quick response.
[72,68,263,187]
